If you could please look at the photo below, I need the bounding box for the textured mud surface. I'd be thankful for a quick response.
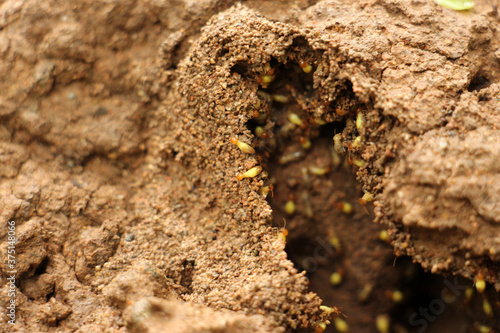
[0,0,499,332]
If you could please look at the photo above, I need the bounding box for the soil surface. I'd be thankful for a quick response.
[0,0,499,332]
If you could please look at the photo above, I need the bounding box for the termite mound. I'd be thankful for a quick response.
[160,3,500,331]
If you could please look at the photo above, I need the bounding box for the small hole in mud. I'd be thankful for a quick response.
[35,257,50,276]
[467,73,491,92]
[45,290,55,302]
[231,62,250,77]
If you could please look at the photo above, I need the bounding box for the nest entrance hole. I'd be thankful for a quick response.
[238,52,470,331]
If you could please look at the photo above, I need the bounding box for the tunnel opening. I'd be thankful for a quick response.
[234,49,470,332]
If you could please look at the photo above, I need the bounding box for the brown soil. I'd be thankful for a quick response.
[0,0,499,332]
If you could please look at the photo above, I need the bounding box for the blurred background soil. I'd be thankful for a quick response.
[0,0,499,332]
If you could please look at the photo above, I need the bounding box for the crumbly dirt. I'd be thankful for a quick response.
[0,0,499,332]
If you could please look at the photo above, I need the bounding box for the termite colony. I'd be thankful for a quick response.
[230,50,379,331]
[227,41,500,331]
[232,53,376,224]
[230,55,499,332]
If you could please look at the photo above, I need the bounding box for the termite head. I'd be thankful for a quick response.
[299,136,312,149]
[336,201,353,214]
[475,273,486,293]
[277,218,288,243]
[335,107,348,116]
[298,59,313,73]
